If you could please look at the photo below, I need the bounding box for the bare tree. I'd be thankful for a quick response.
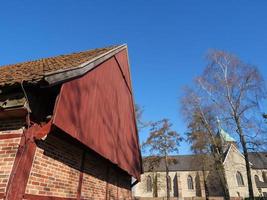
[182,91,230,200]
[135,104,151,131]
[183,50,266,199]
[142,119,182,200]
[186,111,212,200]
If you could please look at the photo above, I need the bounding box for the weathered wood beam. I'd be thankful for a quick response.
[44,45,127,86]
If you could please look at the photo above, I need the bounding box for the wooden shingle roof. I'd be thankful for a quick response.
[0,45,122,87]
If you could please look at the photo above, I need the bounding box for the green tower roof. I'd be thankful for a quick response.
[219,128,236,142]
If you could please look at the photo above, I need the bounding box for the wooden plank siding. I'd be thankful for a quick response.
[52,49,141,180]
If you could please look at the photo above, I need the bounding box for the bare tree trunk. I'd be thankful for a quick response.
[235,117,254,199]
[211,152,230,200]
[202,170,209,200]
[164,154,170,200]
[217,163,230,200]
[200,114,230,200]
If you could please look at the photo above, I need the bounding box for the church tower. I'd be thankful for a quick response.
[216,118,237,152]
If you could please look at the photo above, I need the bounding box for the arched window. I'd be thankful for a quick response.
[187,175,194,189]
[236,172,244,186]
[237,192,240,197]
[255,175,260,183]
[167,175,171,190]
[262,171,267,182]
[147,175,152,192]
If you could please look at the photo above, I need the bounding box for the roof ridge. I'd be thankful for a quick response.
[0,45,120,69]
[0,44,125,87]
[143,154,209,158]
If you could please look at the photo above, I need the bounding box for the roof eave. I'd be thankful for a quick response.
[44,44,127,86]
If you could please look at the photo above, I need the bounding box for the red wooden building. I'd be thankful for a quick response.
[0,45,142,200]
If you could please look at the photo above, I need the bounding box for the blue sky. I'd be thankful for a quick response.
[0,1,267,154]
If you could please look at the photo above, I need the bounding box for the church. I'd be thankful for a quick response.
[134,129,267,199]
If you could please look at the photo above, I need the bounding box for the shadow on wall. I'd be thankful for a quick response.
[36,129,131,190]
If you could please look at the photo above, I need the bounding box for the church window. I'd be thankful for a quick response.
[147,175,152,192]
[167,175,171,190]
[187,175,194,189]
[236,171,244,186]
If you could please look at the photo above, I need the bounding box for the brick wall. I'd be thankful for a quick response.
[118,172,132,199]
[25,134,82,198]
[85,144,132,200]
[24,132,132,199]
[0,133,22,194]
[82,150,108,199]
[81,152,132,200]
[0,116,24,199]
[0,122,133,200]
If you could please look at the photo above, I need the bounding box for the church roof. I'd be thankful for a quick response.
[143,151,267,172]
[248,152,267,169]
[143,155,214,172]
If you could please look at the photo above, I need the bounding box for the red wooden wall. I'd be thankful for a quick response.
[53,49,141,180]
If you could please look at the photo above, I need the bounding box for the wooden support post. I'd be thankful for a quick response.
[105,164,110,200]
[77,149,86,200]
[5,126,38,200]
[5,122,52,200]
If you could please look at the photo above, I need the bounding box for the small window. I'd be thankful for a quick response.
[255,175,259,182]
[187,175,194,189]
[262,171,267,182]
[236,172,244,186]
[147,175,152,192]
[167,175,171,190]
[237,192,240,197]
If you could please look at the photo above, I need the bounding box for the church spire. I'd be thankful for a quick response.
[216,117,236,151]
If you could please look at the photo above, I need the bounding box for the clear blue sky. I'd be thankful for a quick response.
[0,1,267,154]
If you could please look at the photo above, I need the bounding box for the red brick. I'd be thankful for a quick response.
[1,127,133,199]
[0,133,21,194]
